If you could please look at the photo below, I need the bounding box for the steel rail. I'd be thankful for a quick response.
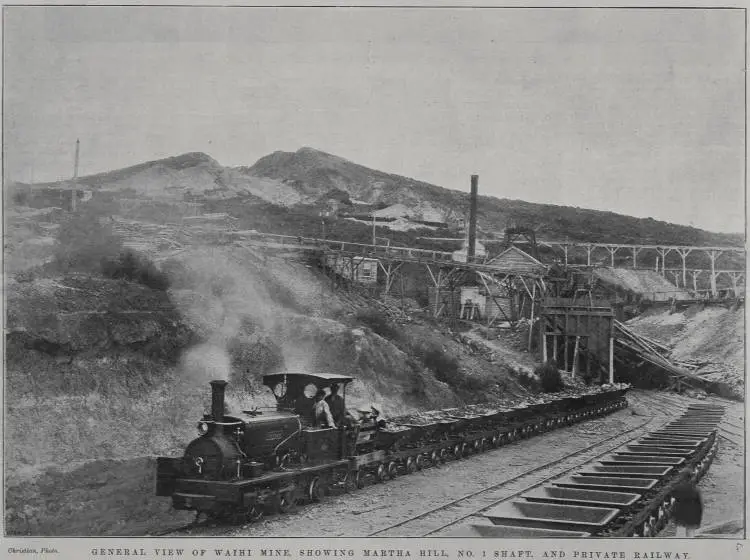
[368,413,662,537]
[637,391,743,448]
[156,397,627,537]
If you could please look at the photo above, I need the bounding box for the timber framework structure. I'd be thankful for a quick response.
[540,297,616,384]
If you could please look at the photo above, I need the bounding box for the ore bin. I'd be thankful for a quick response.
[483,500,621,533]
[605,453,685,465]
[447,523,591,538]
[553,475,659,493]
[638,437,704,447]
[621,445,695,456]
[522,485,641,508]
[651,430,715,438]
[578,464,673,478]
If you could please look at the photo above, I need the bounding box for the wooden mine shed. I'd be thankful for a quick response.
[426,246,548,324]
[540,297,615,383]
[426,285,516,322]
[485,246,548,274]
[482,246,548,322]
[324,253,379,284]
[483,282,521,322]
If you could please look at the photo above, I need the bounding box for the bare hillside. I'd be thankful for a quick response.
[626,305,745,398]
[9,147,743,253]
[243,147,743,251]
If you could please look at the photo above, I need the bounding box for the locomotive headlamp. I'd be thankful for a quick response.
[197,421,209,435]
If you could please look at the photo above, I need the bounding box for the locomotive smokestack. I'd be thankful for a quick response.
[467,174,479,261]
[210,380,228,423]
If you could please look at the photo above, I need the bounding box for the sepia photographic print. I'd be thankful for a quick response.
[2,3,747,558]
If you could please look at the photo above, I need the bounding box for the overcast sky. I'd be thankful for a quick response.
[3,7,745,233]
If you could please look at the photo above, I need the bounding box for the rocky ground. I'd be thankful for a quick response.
[627,305,745,399]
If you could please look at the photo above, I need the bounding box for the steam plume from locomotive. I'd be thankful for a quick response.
[170,248,319,390]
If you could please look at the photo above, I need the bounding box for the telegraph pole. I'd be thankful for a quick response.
[372,212,376,246]
[71,139,80,211]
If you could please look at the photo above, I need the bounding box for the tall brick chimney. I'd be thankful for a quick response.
[467,175,479,261]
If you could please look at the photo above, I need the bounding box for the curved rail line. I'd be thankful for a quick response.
[639,391,743,447]
[369,414,665,537]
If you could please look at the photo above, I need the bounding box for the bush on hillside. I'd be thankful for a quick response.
[53,210,123,273]
[536,361,564,393]
[101,250,171,291]
[410,343,493,396]
[422,348,460,385]
[517,370,541,392]
[405,358,429,397]
[355,310,400,341]
[458,374,494,394]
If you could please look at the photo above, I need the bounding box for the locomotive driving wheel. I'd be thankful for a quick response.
[355,468,366,489]
[387,461,399,479]
[452,443,463,459]
[276,489,295,513]
[343,470,357,493]
[246,505,264,523]
[308,476,324,502]
[414,454,425,470]
[375,463,387,483]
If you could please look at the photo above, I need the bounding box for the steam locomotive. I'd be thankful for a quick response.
[156,372,629,523]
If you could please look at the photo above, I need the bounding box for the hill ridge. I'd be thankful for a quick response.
[240,146,743,245]
[12,146,744,246]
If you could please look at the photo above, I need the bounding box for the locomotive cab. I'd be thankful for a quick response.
[262,372,356,463]
[156,374,360,515]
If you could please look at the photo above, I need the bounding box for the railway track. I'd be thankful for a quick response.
[157,390,730,538]
[372,390,732,537]
[369,413,668,537]
[635,390,743,447]
[156,395,631,538]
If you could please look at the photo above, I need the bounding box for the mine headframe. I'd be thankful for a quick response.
[504,226,540,260]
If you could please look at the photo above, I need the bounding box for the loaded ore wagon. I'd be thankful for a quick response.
[156,372,629,525]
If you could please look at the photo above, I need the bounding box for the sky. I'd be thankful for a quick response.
[3,6,745,233]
